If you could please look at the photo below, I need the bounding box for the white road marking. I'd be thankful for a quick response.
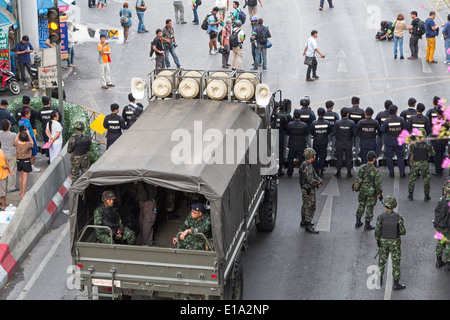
[316,176,340,232]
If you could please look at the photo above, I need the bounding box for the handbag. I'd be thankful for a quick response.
[304,56,314,66]
[265,40,272,48]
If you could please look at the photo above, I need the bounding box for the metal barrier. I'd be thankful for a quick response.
[77,105,107,146]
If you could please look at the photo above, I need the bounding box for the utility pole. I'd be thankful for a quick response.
[53,0,65,141]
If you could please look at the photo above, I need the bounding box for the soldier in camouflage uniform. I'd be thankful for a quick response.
[374,195,406,290]
[355,151,382,230]
[434,183,450,271]
[172,203,212,250]
[299,148,323,234]
[93,190,136,245]
[408,128,435,202]
[67,121,91,184]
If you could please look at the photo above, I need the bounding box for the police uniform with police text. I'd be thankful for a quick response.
[103,113,127,149]
[357,117,381,164]
[333,117,356,175]
[310,118,331,175]
[382,115,406,176]
[287,116,309,177]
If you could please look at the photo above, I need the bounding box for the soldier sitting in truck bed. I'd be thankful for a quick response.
[172,203,212,250]
[94,190,136,245]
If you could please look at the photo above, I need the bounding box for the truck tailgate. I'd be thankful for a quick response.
[73,242,220,296]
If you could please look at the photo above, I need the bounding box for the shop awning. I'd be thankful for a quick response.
[0,7,17,29]
[37,0,70,14]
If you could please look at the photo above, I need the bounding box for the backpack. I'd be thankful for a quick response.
[120,11,129,25]
[229,28,240,48]
[414,19,426,37]
[434,200,450,229]
[196,0,202,6]
[218,28,223,45]
[237,8,246,24]
[257,26,269,45]
[201,14,213,31]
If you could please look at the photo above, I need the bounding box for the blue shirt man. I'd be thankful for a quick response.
[443,14,450,64]
[14,35,35,85]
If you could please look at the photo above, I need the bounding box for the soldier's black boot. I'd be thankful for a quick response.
[408,192,413,201]
[379,275,383,287]
[424,193,431,202]
[393,279,406,290]
[305,222,319,234]
[436,256,446,268]
[445,262,450,272]
[300,216,307,227]
[355,217,363,228]
[364,220,375,230]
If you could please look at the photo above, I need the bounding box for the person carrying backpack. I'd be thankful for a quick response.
[434,183,450,271]
[204,7,222,55]
[244,0,262,19]
[231,1,246,26]
[251,18,271,71]
[230,20,245,70]
[119,2,132,43]
[408,11,424,60]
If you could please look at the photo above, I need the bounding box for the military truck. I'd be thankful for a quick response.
[69,73,279,300]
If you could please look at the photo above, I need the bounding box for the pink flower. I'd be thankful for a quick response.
[447,66,450,73]
[432,117,445,126]
[432,124,442,136]
[411,128,421,137]
[434,231,443,240]
[438,99,446,106]
[397,129,410,146]
[443,107,450,122]
[442,157,450,169]
[447,48,450,55]
[420,4,424,8]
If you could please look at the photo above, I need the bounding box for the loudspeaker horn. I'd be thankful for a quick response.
[131,77,146,100]
[255,83,271,106]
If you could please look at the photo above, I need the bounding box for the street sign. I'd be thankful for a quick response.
[38,66,58,88]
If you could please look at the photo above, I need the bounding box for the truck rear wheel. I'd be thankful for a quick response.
[256,177,278,232]
[225,259,243,300]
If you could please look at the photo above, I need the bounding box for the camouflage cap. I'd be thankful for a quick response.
[445,182,450,194]
[383,195,397,209]
[74,121,85,131]
[102,190,116,202]
[304,148,316,159]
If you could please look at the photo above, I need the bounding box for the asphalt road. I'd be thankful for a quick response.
[1,0,450,300]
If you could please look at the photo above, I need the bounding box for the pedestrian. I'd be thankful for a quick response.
[207,7,222,55]
[173,0,187,24]
[120,2,132,43]
[356,107,382,165]
[38,96,59,159]
[45,111,63,163]
[136,182,158,246]
[431,108,447,177]
[375,195,406,290]
[172,203,212,250]
[408,11,422,60]
[67,121,91,184]
[406,103,431,135]
[136,0,149,33]
[151,29,166,69]
[297,96,316,147]
[425,11,439,63]
[310,107,332,178]
[245,0,262,19]
[299,148,322,233]
[94,190,136,245]
[393,13,408,59]
[251,18,271,71]
[400,97,417,121]
[122,93,137,128]
[426,95,442,122]
[286,109,309,178]
[13,129,33,199]
[250,16,258,66]
[319,0,333,10]
[97,34,115,89]
[67,21,78,66]
[192,0,199,25]
[88,0,96,8]
[303,30,325,82]
[97,0,106,9]
[0,147,14,210]
[382,104,406,178]
[0,120,17,192]
[14,35,35,87]
[0,100,16,128]
[378,21,394,41]
[434,183,450,270]
[408,128,434,202]
[333,107,356,178]
[162,19,182,68]
[220,20,232,68]
[230,20,245,71]
[231,1,244,26]
[103,103,127,149]
[215,0,228,22]
[443,14,450,64]
[354,151,382,229]
[18,107,40,173]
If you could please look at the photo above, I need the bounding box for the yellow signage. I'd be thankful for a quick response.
[90,114,106,135]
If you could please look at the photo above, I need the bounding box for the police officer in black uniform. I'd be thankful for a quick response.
[286,109,309,177]
[103,103,127,149]
[357,107,382,165]
[348,96,365,159]
[271,101,289,176]
[426,96,441,122]
[375,100,393,158]
[400,97,417,122]
[297,96,316,147]
[324,100,339,160]
[122,93,137,129]
[38,96,59,158]
[310,107,332,178]
[382,105,406,178]
[333,107,356,178]
[406,103,431,134]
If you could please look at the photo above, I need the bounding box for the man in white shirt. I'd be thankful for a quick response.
[302,30,325,82]
[215,0,229,22]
